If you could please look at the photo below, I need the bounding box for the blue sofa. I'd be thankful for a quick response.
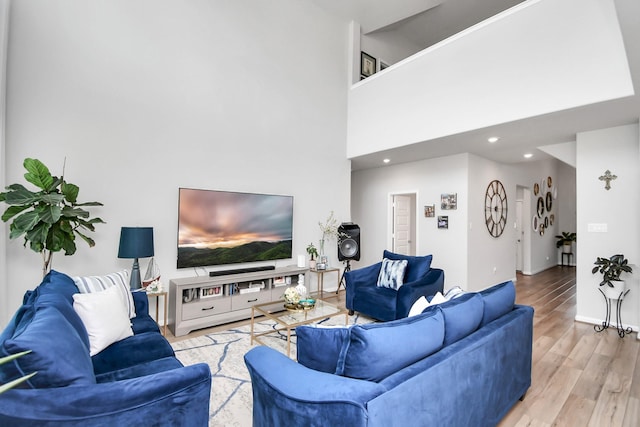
[0,270,211,426]
[245,281,533,427]
[345,251,444,321]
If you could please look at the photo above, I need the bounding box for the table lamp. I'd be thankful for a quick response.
[118,227,154,290]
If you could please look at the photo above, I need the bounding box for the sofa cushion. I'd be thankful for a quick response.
[95,356,184,383]
[73,270,136,318]
[376,258,408,290]
[131,314,161,335]
[339,309,445,382]
[296,325,352,374]
[354,285,398,321]
[433,292,484,346]
[33,270,79,302]
[34,292,90,350]
[73,285,134,356]
[92,331,175,375]
[383,250,433,283]
[0,304,95,388]
[479,281,516,327]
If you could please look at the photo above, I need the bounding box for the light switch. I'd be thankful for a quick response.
[587,223,608,232]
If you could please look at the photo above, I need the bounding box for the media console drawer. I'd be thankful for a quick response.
[182,297,232,321]
[232,291,272,311]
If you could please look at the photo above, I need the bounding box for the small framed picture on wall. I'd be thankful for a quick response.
[424,205,435,217]
[438,216,449,229]
[441,193,457,210]
[361,51,376,78]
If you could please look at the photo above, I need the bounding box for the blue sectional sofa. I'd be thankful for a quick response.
[0,270,211,426]
[345,251,444,321]
[245,281,533,427]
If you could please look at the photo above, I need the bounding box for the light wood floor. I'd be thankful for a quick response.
[498,267,639,427]
[167,266,639,426]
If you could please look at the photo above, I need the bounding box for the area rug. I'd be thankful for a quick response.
[171,313,373,427]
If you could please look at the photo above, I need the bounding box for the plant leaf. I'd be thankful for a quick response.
[73,201,103,207]
[0,350,32,365]
[10,211,40,236]
[36,204,62,224]
[61,206,90,219]
[1,205,31,222]
[75,230,95,247]
[25,222,51,252]
[23,158,54,190]
[39,192,65,205]
[62,235,77,255]
[3,184,40,205]
[61,181,79,204]
[0,372,37,394]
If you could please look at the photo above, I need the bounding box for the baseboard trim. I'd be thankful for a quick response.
[574,315,639,337]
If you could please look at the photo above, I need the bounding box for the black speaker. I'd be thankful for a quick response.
[338,223,360,261]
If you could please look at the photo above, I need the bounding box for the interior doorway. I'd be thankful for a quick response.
[390,192,416,255]
[516,186,532,275]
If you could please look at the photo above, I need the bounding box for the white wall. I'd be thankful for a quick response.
[347,0,633,159]
[351,153,569,292]
[555,161,577,265]
[576,123,640,331]
[2,0,352,322]
[0,0,9,324]
[360,31,422,71]
[351,154,470,290]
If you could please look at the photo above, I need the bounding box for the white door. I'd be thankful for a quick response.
[516,200,523,272]
[393,195,411,255]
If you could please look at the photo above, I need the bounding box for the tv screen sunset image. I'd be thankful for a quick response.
[177,188,293,268]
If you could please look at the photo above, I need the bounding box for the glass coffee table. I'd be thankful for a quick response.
[251,299,348,358]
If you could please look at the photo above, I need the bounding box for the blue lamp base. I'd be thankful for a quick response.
[129,258,142,290]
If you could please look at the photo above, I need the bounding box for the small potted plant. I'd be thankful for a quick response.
[306,242,318,269]
[592,254,633,299]
[555,232,576,253]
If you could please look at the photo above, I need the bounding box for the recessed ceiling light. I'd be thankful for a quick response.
[524,153,533,159]
[488,137,500,143]
[383,158,390,164]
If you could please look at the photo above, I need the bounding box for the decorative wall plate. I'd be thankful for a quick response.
[550,214,555,225]
[545,216,549,227]
[547,176,552,188]
[532,216,538,231]
[533,183,539,195]
[546,192,552,211]
[537,197,545,217]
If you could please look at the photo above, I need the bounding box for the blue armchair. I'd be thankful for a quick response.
[345,251,444,321]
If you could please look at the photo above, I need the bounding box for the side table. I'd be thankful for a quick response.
[308,268,340,299]
[561,252,573,267]
[147,291,168,336]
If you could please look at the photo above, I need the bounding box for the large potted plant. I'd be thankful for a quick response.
[0,158,105,277]
[555,231,576,253]
[592,254,633,299]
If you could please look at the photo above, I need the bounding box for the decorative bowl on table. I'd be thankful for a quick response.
[284,298,316,312]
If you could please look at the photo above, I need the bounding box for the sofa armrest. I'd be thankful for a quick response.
[345,262,382,310]
[0,364,211,427]
[245,346,386,427]
[132,291,149,316]
[395,268,445,318]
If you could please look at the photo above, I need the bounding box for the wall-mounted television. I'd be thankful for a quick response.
[177,188,293,269]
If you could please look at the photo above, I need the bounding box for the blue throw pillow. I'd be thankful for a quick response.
[35,293,90,350]
[376,258,408,290]
[383,250,433,283]
[339,309,444,382]
[430,292,484,346]
[296,325,351,374]
[479,281,516,327]
[0,305,95,388]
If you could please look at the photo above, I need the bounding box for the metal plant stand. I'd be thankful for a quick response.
[594,288,631,338]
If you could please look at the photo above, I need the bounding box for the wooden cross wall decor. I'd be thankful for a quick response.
[598,170,617,190]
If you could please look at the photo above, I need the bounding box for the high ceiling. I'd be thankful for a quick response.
[312,0,640,170]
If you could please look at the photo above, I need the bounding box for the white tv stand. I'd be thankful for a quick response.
[169,265,308,337]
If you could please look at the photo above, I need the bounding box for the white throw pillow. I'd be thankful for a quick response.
[73,285,134,356]
[408,292,447,317]
[73,271,136,318]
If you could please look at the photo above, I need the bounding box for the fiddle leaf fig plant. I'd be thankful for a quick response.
[0,158,105,277]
